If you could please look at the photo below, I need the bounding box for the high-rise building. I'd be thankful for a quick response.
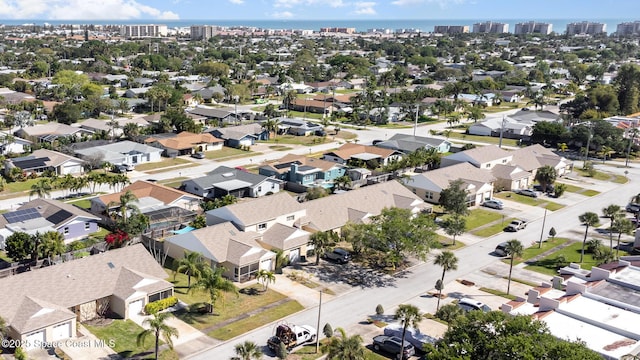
[472,21,509,34]
[190,25,215,40]
[120,24,167,38]
[514,21,553,35]
[616,21,640,36]
[566,21,606,35]
[319,27,356,34]
[433,25,469,34]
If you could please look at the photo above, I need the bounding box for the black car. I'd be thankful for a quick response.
[112,165,128,173]
[191,152,205,159]
[324,248,351,264]
[627,203,640,213]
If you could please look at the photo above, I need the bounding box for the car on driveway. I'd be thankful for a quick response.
[505,219,527,232]
[191,152,205,159]
[372,335,415,359]
[482,199,504,210]
[515,188,538,198]
[458,297,491,312]
[627,203,640,213]
[112,164,128,173]
[324,248,351,264]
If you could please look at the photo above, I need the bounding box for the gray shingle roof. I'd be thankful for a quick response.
[377,134,449,153]
[207,192,302,228]
[16,198,99,227]
[186,166,274,191]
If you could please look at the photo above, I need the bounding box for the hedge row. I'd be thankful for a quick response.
[144,296,178,314]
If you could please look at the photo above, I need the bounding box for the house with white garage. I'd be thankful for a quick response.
[144,131,224,157]
[182,166,282,200]
[4,149,85,176]
[0,133,31,155]
[403,162,496,206]
[74,140,162,167]
[511,144,573,177]
[0,245,173,351]
[321,143,402,167]
[441,145,513,170]
[375,134,452,154]
[164,221,276,282]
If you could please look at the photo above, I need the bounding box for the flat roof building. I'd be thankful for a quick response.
[566,21,606,35]
[433,25,469,34]
[120,24,167,38]
[617,21,640,36]
[472,21,509,34]
[514,21,552,35]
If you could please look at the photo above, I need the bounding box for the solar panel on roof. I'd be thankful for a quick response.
[46,210,73,225]
[3,208,42,223]
[12,157,50,169]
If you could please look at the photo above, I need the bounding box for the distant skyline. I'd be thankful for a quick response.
[0,0,639,21]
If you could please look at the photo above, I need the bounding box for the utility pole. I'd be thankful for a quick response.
[584,122,592,163]
[498,115,505,148]
[413,104,419,136]
[315,290,322,353]
[625,128,637,167]
[538,209,547,248]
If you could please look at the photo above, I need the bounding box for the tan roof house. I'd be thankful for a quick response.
[164,222,276,282]
[321,143,403,167]
[511,144,573,177]
[4,149,85,176]
[91,180,200,214]
[145,131,224,156]
[403,162,496,206]
[0,245,173,351]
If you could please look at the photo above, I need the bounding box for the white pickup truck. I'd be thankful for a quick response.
[267,323,317,350]
[505,220,527,232]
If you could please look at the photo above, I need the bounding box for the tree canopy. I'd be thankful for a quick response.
[439,179,470,216]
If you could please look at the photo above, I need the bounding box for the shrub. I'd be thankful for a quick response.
[375,304,384,315]
[323,323,333,338]
[548,227,556,239]
[74,251,90,259]
[586,239,601,254]
[14,347,27,360]
[554,183,567,198]
[144,296,178,315]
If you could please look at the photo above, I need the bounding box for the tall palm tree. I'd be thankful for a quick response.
[30,178,52,199]
[578,212,600,263]
[262,118,278,140]
[136,312,179,360]
[122,122,140,140]
[602,204,623,250]
[323,327,366,360]
[394,304,423,360]
[191,266,238,314]
[613,217,635,259]
[175,251,204,288]
[39,231,66,259]
[233,340,263,360]
[505,239,524,295]
[434,251,458,311]
[256,269,276,291]
[108,190,139,224]
[308,230,337,265]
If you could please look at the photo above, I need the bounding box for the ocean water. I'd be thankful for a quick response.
[1,18,637,34]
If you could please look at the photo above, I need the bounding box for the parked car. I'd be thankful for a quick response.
[122,163,135,171]
[372,335,415,359]
[505,220,527,232]
[626,203,640,213]
[482,199,504,210]
[191,152,205,159]
[324,248,351,264]
[494,242,509,256]
[112,164,128,173]
[383,324,435,351]
[458,297,491,312]
[515,189,538,198]
[533,184,554,193]
[315,129,327,136]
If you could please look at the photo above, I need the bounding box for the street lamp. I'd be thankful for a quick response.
[233,95,240,125]
[625,128,638,167]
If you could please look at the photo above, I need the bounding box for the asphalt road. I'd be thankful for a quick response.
[186,161,640,359]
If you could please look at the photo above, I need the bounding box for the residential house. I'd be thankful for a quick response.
[375,134,452,154]
[0,198,101,247]
[123,87,150,98]
[78,117,150,138]
[279,82,313,94]
[91,180,200,215]
[181,166,282,199]
[441,145,513,170]
[144,131,224,157]
[74,140,162,166]
[457,93,496,107]
[15,123,92,143]
[288,98,337,116]
[468,117,533,139]
[502,258,640,359]
[164,222,276,282]
[276,117,324,136]
[321,143,402,167]
[403,162,496,206]
[0,133,31,155]
[302,181,431,233]
[4,149,85,176]
[206,192,309,262]
[0,245,173,350]
[208,124,269,148]
[193,85,226,102]
[511,144,573,177]
[259,154,347,189]
[187,106,236,125]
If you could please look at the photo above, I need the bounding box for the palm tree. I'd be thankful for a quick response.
[394,304,423,360]
[191,266,238,314]
[602,204,623,250]
[579,212,600,263]
[122,122,140,140]
[323,327,366,360]
[107,190,139,224]
[433,251,458,311]
[136,312,179,360]
[39,231,66,259]
[613,217,635,259]
[30,178,52,199]
[505,239,524,295]
[534,165,557,193]
[262,118,279,140]
[233,340,263,360]
[308,230,337,265]
[527,92,546,111]
[118,99,129,114]
[108,118,120,140]
[333,175,352,191]
[256,269,276,291]
[175,251,204,288]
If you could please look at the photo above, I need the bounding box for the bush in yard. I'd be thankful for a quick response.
[323,323,333,338]
[548,227,556,239]
[586,238,601,254]
[276,341,288,359]
[554,254,568,268]
[14,347,27,360]
[375,304,384,315]
[105,230,130,249]
[144,296,178,315]
[553,183,567,198]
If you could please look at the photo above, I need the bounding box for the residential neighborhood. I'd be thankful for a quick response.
[0,11,640,360]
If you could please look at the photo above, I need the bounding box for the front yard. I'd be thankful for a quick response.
[134,158,193,172]
[523,242,630,275]
[85,319,156,358]
[493,192,564,210]
[259,134,329,146]
[205,147,258,160]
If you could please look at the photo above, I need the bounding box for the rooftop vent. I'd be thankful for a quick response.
[107,262,115,269]
[222,172,235,178]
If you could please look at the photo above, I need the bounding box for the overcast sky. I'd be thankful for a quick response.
[0,0,638,21]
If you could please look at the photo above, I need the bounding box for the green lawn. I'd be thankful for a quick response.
[524,242,600,276]
[582,189,601,197]
[260,134,330,146]
[85,319,156,358]
[207,300,303,340]
[269,145,295,151]
[445,131,519,147]
[494,192,564,210]
[0,251,13,263]
[334,130,358,140]
[472,218,514,237]
[158,177,188,189]
[437,234,466,250]
[574,168,627,184]
[511,237,569,265]
[613,174,629,184]
[134,158,192,172]
[543,202,565,211]
[479,287,517,301]
[465,209,503,230]
[3,178,41,193]
[67,198,92,209]
[559,183,600,197]
[205,147,257,160]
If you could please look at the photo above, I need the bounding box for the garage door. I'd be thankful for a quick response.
[289,248,300,263]
[128,299,144,318]
[260,259,272,271]
[63,165,83,175]
[52,322,71,341]
[25,330,45,351]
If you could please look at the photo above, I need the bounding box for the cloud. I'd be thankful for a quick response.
[353,1,376,15]
[392,0,466,7]
[0,0,179,20]
[271,11,294,18]
[229,0,244,3]
[274,0,345,8]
